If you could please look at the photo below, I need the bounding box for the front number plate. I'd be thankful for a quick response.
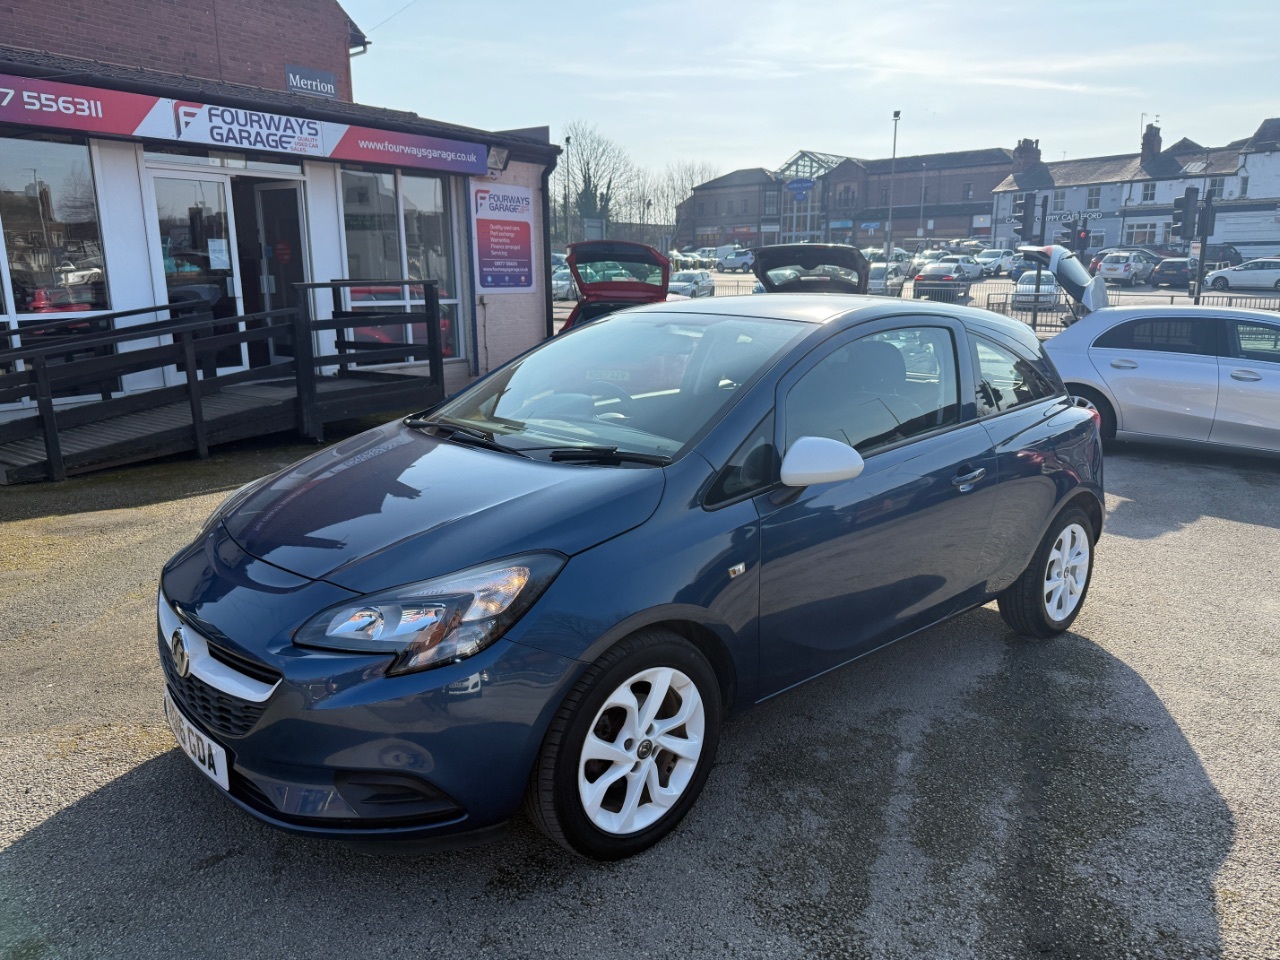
[164,689,230,791]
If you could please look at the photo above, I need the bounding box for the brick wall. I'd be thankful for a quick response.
[1,0,355,100]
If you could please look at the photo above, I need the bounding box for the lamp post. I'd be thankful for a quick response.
[884,111,900,259]
[918,160,927,241]
[562,135,572,247]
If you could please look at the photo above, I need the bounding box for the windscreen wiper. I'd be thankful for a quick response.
[404,416,530,457]
[548,446,672,466]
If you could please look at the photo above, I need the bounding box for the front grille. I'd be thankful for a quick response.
[159,634,266,738]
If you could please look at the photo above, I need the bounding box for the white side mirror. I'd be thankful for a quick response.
[780,436,865,487]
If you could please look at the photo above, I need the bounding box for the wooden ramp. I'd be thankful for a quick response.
[0,284,446,484]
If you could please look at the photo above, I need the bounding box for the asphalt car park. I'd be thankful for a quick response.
[0,421,1277,958]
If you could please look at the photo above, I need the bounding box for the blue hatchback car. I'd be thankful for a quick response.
[159,295,1103,860]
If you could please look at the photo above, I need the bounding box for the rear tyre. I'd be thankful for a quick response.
[998,506,1095,637]
[526,629,721,860]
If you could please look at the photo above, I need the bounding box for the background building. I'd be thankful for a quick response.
[0,0,558,415]
[992,124,1280,258]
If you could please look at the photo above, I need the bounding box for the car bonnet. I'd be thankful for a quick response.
[219,421,666,594]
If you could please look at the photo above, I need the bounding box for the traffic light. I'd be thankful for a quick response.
[1074,220,1090,252]
[1172,187,1199,240]
[1199,198,1216,237]
[1012,195,1035,242]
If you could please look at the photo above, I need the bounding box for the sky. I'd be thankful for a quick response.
[339,0,1278,175]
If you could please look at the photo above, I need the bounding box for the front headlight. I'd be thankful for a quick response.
[293,553,565,675]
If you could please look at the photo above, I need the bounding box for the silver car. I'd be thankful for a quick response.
[668,270,716,298]
[1045,306,1280,452]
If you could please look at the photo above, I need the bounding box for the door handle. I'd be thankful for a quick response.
[1230,369,1262,382]
[952,467,986,490]
[1110,359,1138,369]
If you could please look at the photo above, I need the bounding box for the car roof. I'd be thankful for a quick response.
[616,293,1042,344]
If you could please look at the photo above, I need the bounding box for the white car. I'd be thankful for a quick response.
[937,254,984,280]
[551,268,578,300]
[716,249,755,273]
[1045,306,1280,452]
[867,262,906,297]
[1203,258,1280,292]
[1011,271,1063,308]
[975,249,1014,277]
[669,270,716,298]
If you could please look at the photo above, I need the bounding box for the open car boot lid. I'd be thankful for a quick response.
[751,243,870,294]
[1016,244,1109,317]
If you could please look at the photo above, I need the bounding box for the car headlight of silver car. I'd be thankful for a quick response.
[293,553,565,675]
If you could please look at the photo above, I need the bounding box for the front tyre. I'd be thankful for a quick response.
[526,629,721,860]
[997,507,1095,637]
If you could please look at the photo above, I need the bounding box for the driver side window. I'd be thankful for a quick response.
[784,327,960,456]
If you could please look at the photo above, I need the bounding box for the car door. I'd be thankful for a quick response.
[1210,318,1280,452]
[1088,315,1221,440]
[1256,259,1280,291]
[754,318,998,698]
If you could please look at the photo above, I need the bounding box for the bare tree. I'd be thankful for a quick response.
[550,122,719,250]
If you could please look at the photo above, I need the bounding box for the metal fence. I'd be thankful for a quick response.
[984,293,1078,334]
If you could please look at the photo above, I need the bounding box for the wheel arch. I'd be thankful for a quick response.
[575,607,742,713]
[1061,488,1105,542]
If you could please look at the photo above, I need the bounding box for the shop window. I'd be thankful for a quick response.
[2,135,110,314]
[1087,187,1101,210]
[342,170,401,279]
[1141,182,1156,202]
[401,173,459,359]
[341,168,464,361]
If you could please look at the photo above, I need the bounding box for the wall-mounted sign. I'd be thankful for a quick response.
[0,72,488,175]
[859,221,880,230]
[828,219,853,229]
[786,178,814,203]
[471,181,535,293]
[286,65,338,100]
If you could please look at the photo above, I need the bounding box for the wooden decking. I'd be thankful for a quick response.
[0,283,446,484]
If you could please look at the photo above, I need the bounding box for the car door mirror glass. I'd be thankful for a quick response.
[780,436,865,487]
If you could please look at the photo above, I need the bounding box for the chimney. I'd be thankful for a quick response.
[1141,124,1162,166]
[1012,138,1041,173]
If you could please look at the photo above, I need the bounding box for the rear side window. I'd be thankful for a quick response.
[972,336,1057,416]
[1229,320,1280,364]
[1093,318,1218,356]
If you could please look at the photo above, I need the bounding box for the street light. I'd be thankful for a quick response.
[562,135,572,246]
[918,160,927,240]
[884,110,900,259]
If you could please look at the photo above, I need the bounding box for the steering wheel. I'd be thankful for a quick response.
[587,380,640,419]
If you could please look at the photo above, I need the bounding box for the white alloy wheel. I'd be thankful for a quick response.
[577,666,705,835]
[1043,522,1090,622]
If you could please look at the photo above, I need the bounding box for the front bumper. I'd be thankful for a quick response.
[157,531,582,842]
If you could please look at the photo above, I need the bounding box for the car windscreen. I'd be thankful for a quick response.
[433,312,809,461]
[576,257,664,286]
[672,272,700,282]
